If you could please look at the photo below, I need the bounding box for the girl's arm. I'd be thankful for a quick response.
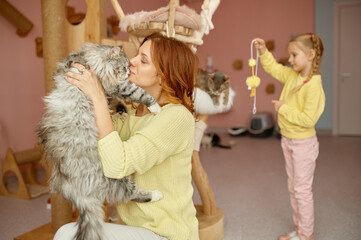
[278,77,325,127]
[253,38,267,55]
[65,63,115,139]
[253,38,296,84]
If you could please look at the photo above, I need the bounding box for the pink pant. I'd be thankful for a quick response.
[281,135,319,237]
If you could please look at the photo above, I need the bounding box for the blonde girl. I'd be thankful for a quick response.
[253,33,325,240]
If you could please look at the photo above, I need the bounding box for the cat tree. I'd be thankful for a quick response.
[0,145,49,200]
[15,0,223,239]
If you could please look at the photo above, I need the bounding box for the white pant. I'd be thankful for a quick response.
[53,222,168,240]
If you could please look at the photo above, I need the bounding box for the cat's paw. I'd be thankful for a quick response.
[150,190,163,202]
[148,104,162,114]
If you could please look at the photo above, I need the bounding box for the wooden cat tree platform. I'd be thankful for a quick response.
[15,0,224,239]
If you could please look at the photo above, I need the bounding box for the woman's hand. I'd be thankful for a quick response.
[272,100,285,112]
[65,63,105,102]
[253,38,267,55]
[66,63,115,139]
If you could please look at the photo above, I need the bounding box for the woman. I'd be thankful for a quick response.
[54,33,200,240]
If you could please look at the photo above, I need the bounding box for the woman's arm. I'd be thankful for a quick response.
[65,63,114,139]
[98,105,195,179]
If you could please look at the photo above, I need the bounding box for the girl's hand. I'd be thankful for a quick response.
[65,63,105,102]
[253,38,267,55]
[272,100,285,112]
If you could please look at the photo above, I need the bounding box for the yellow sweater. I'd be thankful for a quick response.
[259,51,325,139]
[97,103,199,240]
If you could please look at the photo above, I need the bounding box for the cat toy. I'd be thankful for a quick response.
[246,40,261,114]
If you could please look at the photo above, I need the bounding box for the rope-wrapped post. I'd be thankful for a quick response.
[41,0,73,233]
[41,0,66,95]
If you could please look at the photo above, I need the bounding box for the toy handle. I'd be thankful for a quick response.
[250,39,259,76]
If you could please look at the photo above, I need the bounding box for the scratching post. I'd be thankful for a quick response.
[40,0,66,95]
[51,193,73,233]
[40,0,73,234]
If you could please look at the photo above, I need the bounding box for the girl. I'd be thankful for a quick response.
[54,33,200,240]
[253,33,325,240]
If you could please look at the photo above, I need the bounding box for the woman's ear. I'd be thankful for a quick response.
[308,49,316,61]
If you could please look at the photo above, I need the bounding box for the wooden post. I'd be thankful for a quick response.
[0,0,33,37]
[40,0,73,233]
[167,0,179,37]
[109,0,140,48]
[192,115,224,240]
[192,151,216,215]
[40,0,66,95]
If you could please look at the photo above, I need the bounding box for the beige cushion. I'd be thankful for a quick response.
[119,5,203,34]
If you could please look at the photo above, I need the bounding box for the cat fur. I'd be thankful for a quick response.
[196,69,230,106]
[201,133,234,149]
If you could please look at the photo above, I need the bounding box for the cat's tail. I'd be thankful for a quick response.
[217,144,231,149]
[75,198,104,240]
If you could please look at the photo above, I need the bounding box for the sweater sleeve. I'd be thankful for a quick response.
[278,76,325,128]
[97,105,195,179]
[259,51,297,84]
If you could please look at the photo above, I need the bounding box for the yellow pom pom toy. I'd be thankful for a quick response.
[248,58,256,67]
[246,76,260,95]
[246,40,261,114]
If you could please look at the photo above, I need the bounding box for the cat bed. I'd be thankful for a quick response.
[119,5,204,46]
[193,87,235,115]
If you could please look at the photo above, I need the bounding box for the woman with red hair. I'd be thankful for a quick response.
[55,33,200,240]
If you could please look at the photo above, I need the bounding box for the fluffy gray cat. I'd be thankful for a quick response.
[37,43,162,240]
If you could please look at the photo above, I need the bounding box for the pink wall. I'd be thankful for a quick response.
[0,1,44,166]
[0,0,314,167]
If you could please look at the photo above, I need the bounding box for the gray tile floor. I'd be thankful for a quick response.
[1,132,360,240]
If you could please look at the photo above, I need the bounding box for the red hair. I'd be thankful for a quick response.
[141,33,199,114]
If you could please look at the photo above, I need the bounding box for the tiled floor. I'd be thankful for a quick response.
[1,132,360,240]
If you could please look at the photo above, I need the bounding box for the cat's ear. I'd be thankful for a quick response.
[208,73,215,79]
[109,47,121,58]
[225,75,230,81]
[208,78,214,87]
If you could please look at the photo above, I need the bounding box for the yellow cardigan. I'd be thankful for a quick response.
[98,103,199,240]
[259,51,325,139]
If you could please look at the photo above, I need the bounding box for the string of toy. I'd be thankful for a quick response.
[246,40,261,114]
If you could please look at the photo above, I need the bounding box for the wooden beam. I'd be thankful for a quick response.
[0,0,33,37]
